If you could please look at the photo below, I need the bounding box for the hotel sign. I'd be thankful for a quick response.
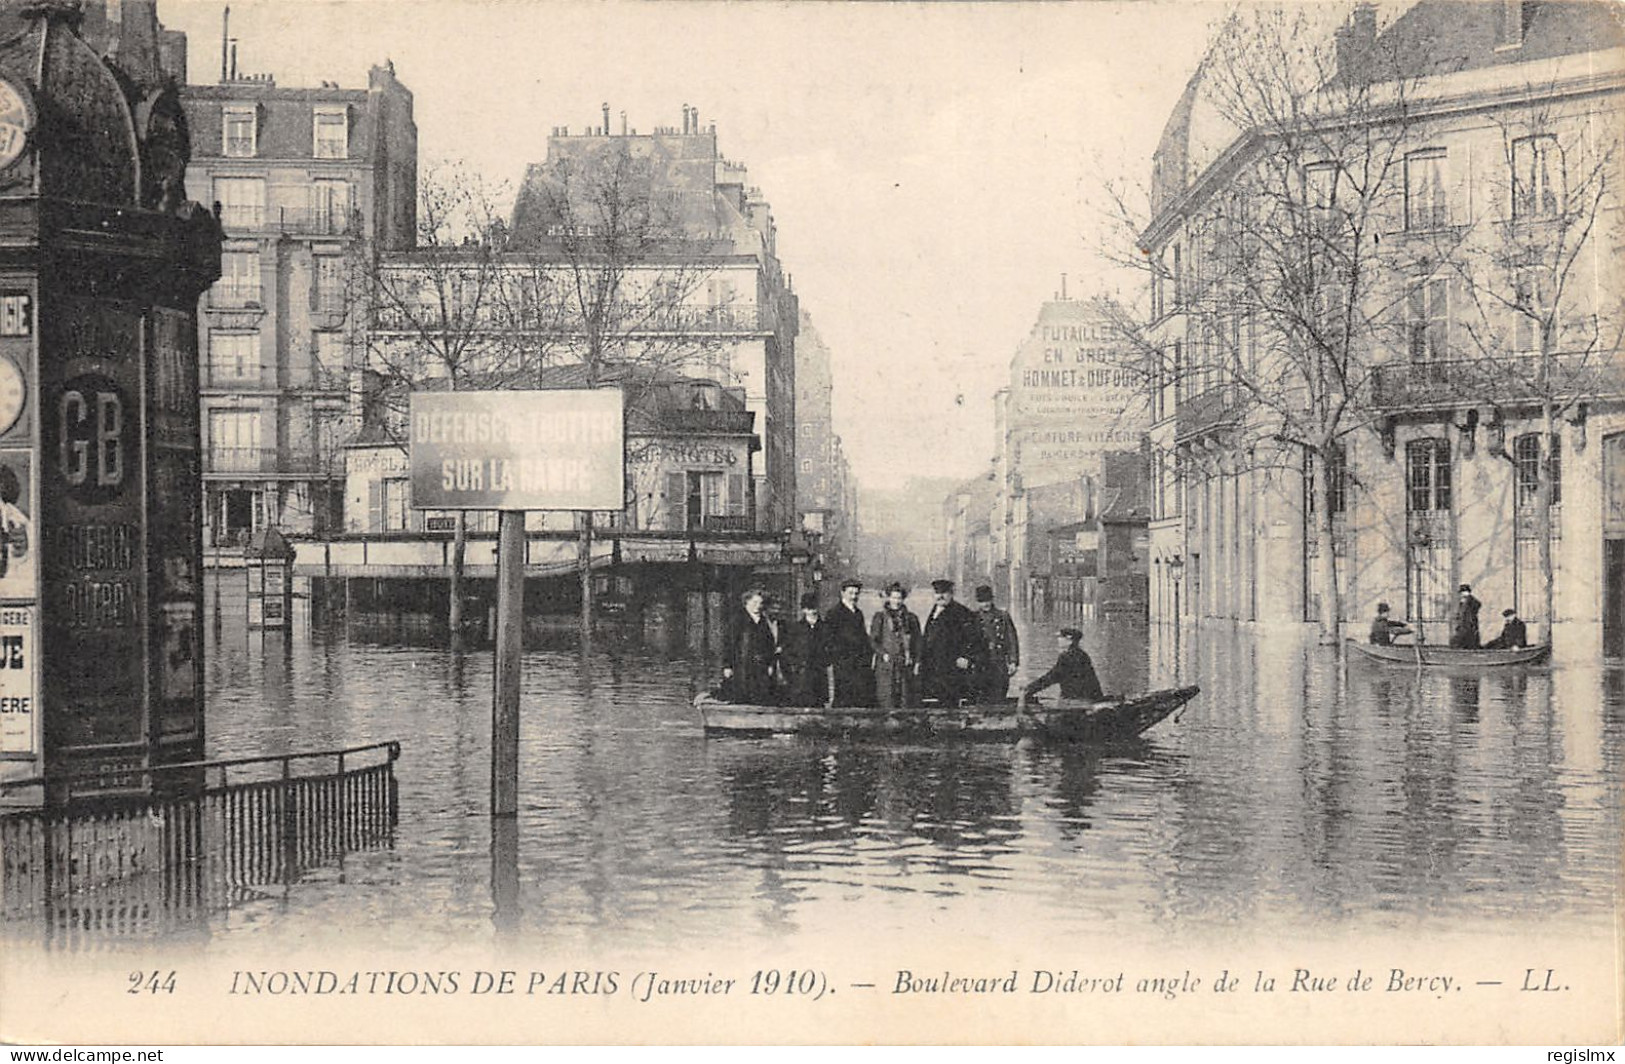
[409,389,624,511]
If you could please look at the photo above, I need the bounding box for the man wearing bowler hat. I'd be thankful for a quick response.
[973,584,1020,702]
[920,578,987,705]
[1483,607,1529,650]
[782,592,831,706]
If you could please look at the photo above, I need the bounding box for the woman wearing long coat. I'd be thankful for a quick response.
[723,589,778,704]
[870,584,922,709]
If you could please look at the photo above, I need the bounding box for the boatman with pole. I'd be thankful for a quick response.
[1017,627,1104,706]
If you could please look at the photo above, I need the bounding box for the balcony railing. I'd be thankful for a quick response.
[216,205,356,236]
[205,447,336,476]
[371,301,770,335]
[699,514,753,533]
[1373,354,1625,410]
[202,363,271,389]
[1174,386,1242,442]
[209,281,263,307]
[656,408,755,434]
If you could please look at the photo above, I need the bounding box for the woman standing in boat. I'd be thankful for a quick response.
[871,582,922,708]
[722,588,778,704]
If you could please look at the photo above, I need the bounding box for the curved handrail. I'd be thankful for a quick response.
[0,740,401,798]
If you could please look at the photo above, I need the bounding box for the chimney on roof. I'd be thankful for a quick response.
[220,5,229,83]
[681,104,689,134]
[602,102,610,136]
[229,39,237,80]
[692,106,700,134]
[620,110,627,135]
[1335,2,1378,84]
[1061,272,1068,300]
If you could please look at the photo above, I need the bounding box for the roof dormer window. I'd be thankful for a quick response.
[223,104,256,158]
[314,106,348,160]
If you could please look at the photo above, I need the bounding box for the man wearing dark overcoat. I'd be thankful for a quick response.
[722,588,778,704]
[781,592,832,706]
[973,584,1020,702]
[920,579,987,705]
[824,578,873,707]
[1450,584,1482,650]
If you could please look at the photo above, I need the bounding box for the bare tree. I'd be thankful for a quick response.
[1440,90,1623,641]
[1095,5,1448,642]
[359,160,518,641]
[500,138,737,630]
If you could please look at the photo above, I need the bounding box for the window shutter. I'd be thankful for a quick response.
[367,480,383,532]
[665,472,685,531]
[727,473,745,517]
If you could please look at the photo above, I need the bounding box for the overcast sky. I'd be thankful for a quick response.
[164,0,1228,490]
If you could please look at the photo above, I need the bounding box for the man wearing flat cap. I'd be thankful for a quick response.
[1019,627,1104,704]
[824,578,873,706]
[1483,607,1528,650]
[782,591,832,706]
[920,578,987,705]
[973,584,1019,702]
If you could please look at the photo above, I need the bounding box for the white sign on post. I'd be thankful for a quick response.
[409,389,625,512]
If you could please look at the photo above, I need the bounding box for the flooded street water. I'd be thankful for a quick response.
[173,582,1625,954]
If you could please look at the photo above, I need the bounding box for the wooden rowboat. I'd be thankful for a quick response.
[696,685,1200,741]
[1344,638,1549,667]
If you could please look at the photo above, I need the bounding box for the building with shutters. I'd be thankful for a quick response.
[1140,0,1624,658]
[176,30,417,547]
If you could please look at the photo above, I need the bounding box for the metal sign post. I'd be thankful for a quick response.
[409,389,624,818]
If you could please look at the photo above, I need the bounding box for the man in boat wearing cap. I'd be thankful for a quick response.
[1449,584,1482,649]
[782,591,832,706]
[824,578,874,706]
[1483,607,1529,650]
[920,578,987,705]
[1368,602,1413,646]
[1018,628,1104,705]
[973,584,1020,702]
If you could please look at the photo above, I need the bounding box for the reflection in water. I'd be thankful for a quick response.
[10,575,1616,950]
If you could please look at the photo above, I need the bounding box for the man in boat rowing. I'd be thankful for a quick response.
[1449,584,1482,649]
[920,579,986,706]
[1017,628,1104,705]
[1369,602,1413,646]
[1484,607,1529,650]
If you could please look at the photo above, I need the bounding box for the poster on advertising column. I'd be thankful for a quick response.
[0,604,33,755]
[37,295,146,760]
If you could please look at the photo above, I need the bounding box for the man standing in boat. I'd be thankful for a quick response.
[1018,628,1104,705]
[1450,584,1482,649]
[920,578,986,705]
[825,578,874,706]
[871,582,922,708]
[1368,602,1413,646]
[973,584,1020,702]
[1484,607,1529,650]
[782,592,831,706]
[722,588,778,704]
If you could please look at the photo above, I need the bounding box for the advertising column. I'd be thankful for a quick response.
[38,294,148,786]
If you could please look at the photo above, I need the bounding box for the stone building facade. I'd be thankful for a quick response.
[1141,0,1624,660]
[180,49,417,546]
